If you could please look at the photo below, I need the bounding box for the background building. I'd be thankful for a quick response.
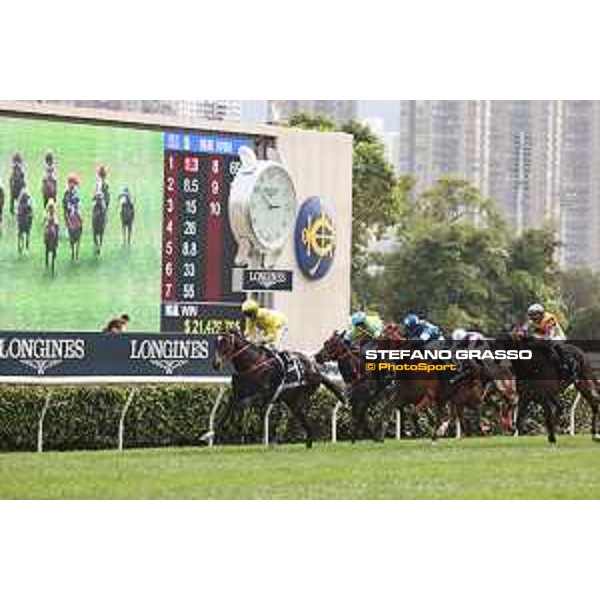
[394,101,592,266]
[267,100,357,124]
[37,100,242,121]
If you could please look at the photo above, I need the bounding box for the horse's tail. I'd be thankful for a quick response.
[319,373,347,406]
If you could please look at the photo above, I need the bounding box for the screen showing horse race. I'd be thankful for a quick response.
[0,112,272,380]
[0,114,256,336]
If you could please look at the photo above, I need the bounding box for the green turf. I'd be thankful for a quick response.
[0,115,162,332]
[1,436,599,499]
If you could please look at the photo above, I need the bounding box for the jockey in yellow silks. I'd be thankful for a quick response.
[242,299,288,349]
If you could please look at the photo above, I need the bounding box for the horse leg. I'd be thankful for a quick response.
[574,382,600,441]
[542,396,558,444]
[358,399,377,442]
[45,248,49,269]
[285,394,315,449]
[514,393,529,437]
[211,393,235,445]
[431,399,447,443]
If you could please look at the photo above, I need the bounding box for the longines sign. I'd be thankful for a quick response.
[242,269,293,292]
[0,332,225,381]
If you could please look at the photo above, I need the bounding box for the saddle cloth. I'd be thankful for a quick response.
[278,351,306,388]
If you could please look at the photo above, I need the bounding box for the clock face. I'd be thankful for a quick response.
[248,165,297,250]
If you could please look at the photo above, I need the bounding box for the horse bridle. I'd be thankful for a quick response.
[218,332,278,377]
[325,336,362,382]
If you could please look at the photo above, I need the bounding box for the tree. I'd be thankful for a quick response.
[502,226,565,328]
[375,177,509,332]
[560,268,600,316]
[286,113,411,297]
[568,306,600,340]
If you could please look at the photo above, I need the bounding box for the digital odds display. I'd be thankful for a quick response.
[0,114,260,335]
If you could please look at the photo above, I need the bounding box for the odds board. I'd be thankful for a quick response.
[161,132,255,334]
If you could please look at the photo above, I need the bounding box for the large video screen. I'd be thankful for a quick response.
[0,115,257,335]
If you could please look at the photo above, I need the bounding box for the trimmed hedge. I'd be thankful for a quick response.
[0,384,594,452]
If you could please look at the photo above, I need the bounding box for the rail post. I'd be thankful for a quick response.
[570,393,582,436]
[37,391,52,453]
[395,410,402,440]
[204,387,227,447]
[118,388,138,451]
[331,401,343,443]
[264,403,275,447]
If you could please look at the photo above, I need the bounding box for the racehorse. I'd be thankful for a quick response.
[315,331,394,442]
[501,333,600,443]
[120,193,135,246]
[316,330,486,442]
[66,206,83,261]
[42,175,57,208]
[16,192,33,255]
[92,194,107,256]
[475,356,518,433]
[9,159,26,216]
[209,328,346,448]
[44,218,59,277]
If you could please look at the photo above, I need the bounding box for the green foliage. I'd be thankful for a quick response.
[0,383,590,453]
[560,268,600,315]
[568,306,600,340]
[0,385,347,452]
[368,176,567,333]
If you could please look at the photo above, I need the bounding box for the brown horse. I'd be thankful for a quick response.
[502,333,600,443]
[315,331,395,442]
[42,175,57,208]
[316,330,486,442]
[44,218,59,277]
[16,192,33,255]
[120,190,135,246]
[66,206,82,261]
[209,328,346,448]
[9,157,26,216]
[92,193,107,256]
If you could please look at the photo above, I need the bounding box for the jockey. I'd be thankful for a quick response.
[524,303,566,341]
[119,186,133,205]
[524,303,573,380]
[452,328,486,342]
[345,311,384,343]
[242,299,288,350]
[10,153,26,215]
[403,314,444,341]
[44,152,57,181]
[95,165,110,208]
[63,173,82,216]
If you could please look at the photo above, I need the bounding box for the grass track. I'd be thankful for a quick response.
[1,435,599,499]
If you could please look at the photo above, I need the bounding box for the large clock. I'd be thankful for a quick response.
[229,146,298,266]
